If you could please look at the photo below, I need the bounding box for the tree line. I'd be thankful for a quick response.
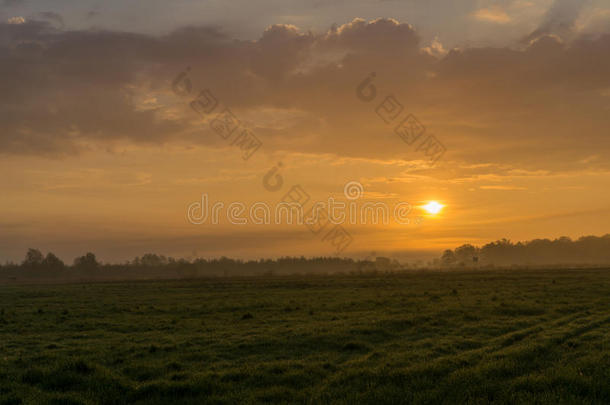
[0,249,403,281]
[440,234,610,267]
[3,234,610,282]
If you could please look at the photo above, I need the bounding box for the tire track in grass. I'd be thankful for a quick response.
[310,311,610,403]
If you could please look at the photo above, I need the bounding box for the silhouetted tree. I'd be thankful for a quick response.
[441,250,456,267]
[42,252,65,271]
[139,253,168,267]
[22,248,44,267]
[445,234,610,266]
[454,244,477,266]
[73,252,99,271]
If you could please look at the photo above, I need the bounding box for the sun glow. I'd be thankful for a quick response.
[422,201,444,215]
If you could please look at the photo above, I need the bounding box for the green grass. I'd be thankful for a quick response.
[0,269,609,404]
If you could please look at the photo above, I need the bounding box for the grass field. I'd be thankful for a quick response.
[0,269,609,404]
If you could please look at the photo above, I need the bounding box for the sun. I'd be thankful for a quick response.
[422,201,444,215]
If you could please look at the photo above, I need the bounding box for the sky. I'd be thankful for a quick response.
[1,0,610,263]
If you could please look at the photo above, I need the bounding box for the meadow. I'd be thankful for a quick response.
[0,268,609,404]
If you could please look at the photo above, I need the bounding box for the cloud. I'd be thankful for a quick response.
[472,7,512,24]
[479,185,527,190]
[251,24,314,79]
[422,36,447,57]
[0,17,608,176]
[576,7,610,36]
[2,0,25,7]
[522,0,590,43]
[35,11,64,27]
[6,15,24,24]
[323,18,419,53]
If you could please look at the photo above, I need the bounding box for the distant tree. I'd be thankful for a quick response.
[454,244,477,265]
[73,252,99,271]
[441,250,456,267]
[22,248,44,267]
[443,234,610,266]
[139,253,168,267]
[42,252,65,270]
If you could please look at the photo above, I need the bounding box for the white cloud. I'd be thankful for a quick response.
[7,16,25,25]
[472,7,512,24]
[422,36,447,58]
[575,8,610,35]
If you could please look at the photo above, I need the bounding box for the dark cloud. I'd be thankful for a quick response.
[522,0,591,43]
[0,20,189,155]
[323,17,419,54]
[0,17,609,171]
[35,11,64,27]
[2,0,25,7]
[251,24,314,79]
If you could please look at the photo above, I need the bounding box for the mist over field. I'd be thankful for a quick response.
[3,234,610,285]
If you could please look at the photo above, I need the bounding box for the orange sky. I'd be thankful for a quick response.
[1,2,610,263]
